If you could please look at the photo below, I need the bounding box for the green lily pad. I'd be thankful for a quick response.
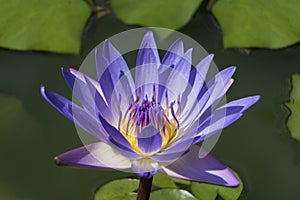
[111,0,203,30]
[286,73,300,140]
[153,173,178,188]
[190,169,243,200]
[212,0,300,49]
[0,0,91,54]
[153,172,191,188]
[150,189,198,200]
[170,177,191,186]
[94,178,139,200]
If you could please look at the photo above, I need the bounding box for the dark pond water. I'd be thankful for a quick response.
[0,10,300,200]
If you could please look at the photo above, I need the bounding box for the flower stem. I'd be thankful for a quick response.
[136,177,153,200]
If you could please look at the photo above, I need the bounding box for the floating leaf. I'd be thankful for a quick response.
[0,0,91,54]
[286,73,300,140]
[94,178,139,200]
[191,169,243,200]
[150,189,198,200]
[170,177,191,186]
[212,0,300,49]
[111,0,203,30]
[153,173,178,188]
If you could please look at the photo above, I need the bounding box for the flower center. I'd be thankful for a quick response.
[118,87,181,154]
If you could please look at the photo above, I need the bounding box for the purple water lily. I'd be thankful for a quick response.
[41,31,259,187]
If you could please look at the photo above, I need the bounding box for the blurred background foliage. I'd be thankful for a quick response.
[0,0,300,199]
[1,0,300,54]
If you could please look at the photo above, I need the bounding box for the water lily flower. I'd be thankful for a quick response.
[41,31,259,187]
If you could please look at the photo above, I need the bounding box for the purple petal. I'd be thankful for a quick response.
[135,31,160,99]
[41,85,73,120]
[55,142,131,170]
[159,49,192,105]
[84,76,114,123]
[160,39,184,72]
[151,139,192,162]
[67,68,118,124]
[218,95,260,112]
[138,126,162,155]
[157,39,184,102]
[68,68,107,103]
[181,108,242,145]
[192,113,243,144]
[181,95,260,145]
[96,41,135,106]
[181,67,236,129]
[62,68,98,116]
[181,54,214,112]
[98,114,141,160]
[136,31,160,66]
[131,158,159,178]
[40,86,107,141]
[160,145,239,186]
[98,114,132,151]
[199,66,236,114]
[194,95,260,140]
[180,81,215,129]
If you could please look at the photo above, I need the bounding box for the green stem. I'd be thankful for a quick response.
[136,177,153,200]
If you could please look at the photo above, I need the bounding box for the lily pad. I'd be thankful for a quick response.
[153,173,178,188]
[94,178,139,200]
[0,0,91,54]
[111,0,203,30]
[212,0,300,49]
[190,169,243,200]
[286,73,300,140]
[150,189,198,200]
[153,172,191,188]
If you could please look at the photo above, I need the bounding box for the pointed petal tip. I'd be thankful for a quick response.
[102,39,118,54]
[238,95,261,109]
[54,156,62,166]
[168,38,184,54]
[61,67,71,77]
[61,67,76,73]
[248,95,261,104]
[68,68,79,75]
[54,155,73,167]
[174,38,183,45]
[253,95,261,101]
[229,65,237,72]
[40,85,48,97]
[220,66,236,74]
[95,47,99,54]
[243,95,261,110]
[40,85,46,98]
[141,31,157,49]
[61,67,67,75]
[103,39,112,49]
[94,47,102,60]
[207,53,215,60]
[185,48,193,55]
[229,178,240,187]
[145,30,154,37]
[206,168,240,187]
